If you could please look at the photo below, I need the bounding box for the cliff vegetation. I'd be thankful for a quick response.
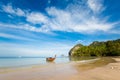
[69,39,120,57]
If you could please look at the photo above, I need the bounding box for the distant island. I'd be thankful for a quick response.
[69,39,120,57]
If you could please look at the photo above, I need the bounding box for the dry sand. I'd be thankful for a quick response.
[0,57,120,80]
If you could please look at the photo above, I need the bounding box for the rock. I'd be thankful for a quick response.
[69,44,83,56]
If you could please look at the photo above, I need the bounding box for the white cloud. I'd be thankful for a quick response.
[2,4,25,16]
[1,1,119,34]
[26,12,48,24]
[87,0,104,13]
[2,4,48,24]
[2,4,14,13]
[46,7,73,31]
[15,8,25,16]
[0,33,35,41]
[45,6,117,33]
[0,22,52,34]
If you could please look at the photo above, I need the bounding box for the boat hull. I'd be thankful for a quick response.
[46,58,55,62]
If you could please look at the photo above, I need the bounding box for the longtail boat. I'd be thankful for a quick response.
[46,55,56,62]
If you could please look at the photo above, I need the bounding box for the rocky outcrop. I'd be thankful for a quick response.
[69,44,83,56]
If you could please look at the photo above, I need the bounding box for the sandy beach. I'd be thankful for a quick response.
[0,57,120,80]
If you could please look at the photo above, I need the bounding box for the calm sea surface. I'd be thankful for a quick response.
[0,57,70,68]
[0,57,115,68]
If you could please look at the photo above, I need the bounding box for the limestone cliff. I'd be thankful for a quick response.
[69,44,83,56]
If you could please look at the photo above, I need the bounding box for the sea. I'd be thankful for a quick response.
[0,57,70,68]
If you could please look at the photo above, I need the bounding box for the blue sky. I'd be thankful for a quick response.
[0,0,120,57]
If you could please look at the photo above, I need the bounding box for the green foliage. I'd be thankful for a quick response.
[69,39,120,57]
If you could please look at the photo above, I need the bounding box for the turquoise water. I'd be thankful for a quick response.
[0,57,70,68]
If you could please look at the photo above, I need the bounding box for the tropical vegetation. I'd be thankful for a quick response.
[69,39,120,57]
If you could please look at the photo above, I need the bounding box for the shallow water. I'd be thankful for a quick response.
[0,57,117,68]
[0,57,69,68]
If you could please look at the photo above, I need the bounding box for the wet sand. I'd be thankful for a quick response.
[0,57,120,80]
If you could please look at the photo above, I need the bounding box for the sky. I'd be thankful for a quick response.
[0,0,120,57]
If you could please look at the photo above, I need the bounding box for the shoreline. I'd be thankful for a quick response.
[0,57,120,80]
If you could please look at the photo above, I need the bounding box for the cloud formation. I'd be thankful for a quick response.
[26,12,48,24]
[87,0,104,13]
[2,4,25,16]
[1,0,119,34]
[45,6,115,33]
[0,22,47,33]
[0,33,35,41]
